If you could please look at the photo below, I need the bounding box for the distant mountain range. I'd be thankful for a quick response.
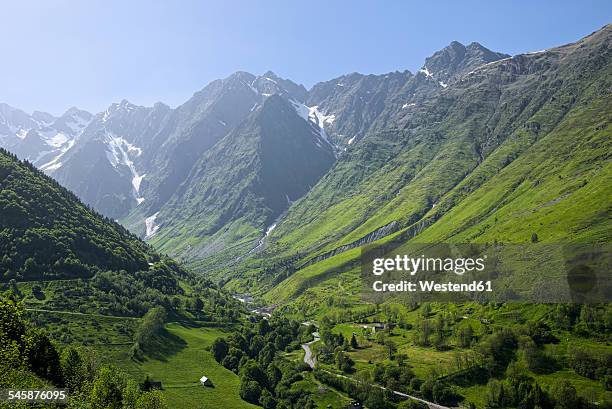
[0,104,92,172]
[1,25,610,284]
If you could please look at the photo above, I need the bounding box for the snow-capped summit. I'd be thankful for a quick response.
[0,103,93,171]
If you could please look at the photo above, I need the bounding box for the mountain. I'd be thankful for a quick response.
[0,104,92,170]
[131,94,335,267]
[305,71,415,146]
[0,40,513,272]
[2,24,610,409]
[3,27,608,295]
[249,40,517,263]
[253,70,309,102]
[227,25,612,300]
[0,147,242,409]
[52,100,174,219]
[39,71,311,223]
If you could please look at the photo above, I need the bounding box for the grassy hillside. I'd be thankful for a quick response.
[263,92,610,305]
[228,25,611,298]
[103,323,258,409]
[0,148,166,282]
[0,140,253,408]
[221,27,612,409]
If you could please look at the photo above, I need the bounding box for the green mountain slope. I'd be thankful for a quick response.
[0,148,247,408]
[264,91,611,305]
[0,147,209,319]
[0,147,169,281]
[232,25,611,299]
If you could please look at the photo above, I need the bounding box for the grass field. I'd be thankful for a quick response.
[104,322,259,409]
[291,372,352,409]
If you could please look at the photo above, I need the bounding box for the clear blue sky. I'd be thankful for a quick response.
[1,0,609,115]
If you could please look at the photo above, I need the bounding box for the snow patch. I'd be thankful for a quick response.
[419,66,433,78]
[439,81,448,88]
[265,223,277,236]
[144,212,160,239]
[43,161,63,171]
[40,138,76,172]
[102,110,111,122]
[246,80,260,96]
[402,103,416,109]
[347,136,356,145]
[290,100,335,146]
[105,132,146,201]
[132,173,146,193]
[45,132,69,148]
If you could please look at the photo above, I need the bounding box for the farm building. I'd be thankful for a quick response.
[200,375,212,386]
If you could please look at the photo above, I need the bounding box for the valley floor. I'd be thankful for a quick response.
[15,279,612,409]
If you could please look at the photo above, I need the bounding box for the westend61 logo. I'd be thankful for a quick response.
[360,242,611,303]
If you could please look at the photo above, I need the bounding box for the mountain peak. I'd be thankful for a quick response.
[32,110,56,124]
[421,40,510,85]
[251,72,308,102]
[106,99,138,113]
[62,106,92,118]
[466,41,485,50]
[227,71,256,84]
[153,101,170,110]
[262,70,278,78]
[448,40,466,50]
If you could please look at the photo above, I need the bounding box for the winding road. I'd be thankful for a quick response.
[299,326,449,409]
[302,331,320,368]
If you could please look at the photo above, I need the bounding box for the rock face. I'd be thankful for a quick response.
[147,94,335,262]
[420,41,511,86]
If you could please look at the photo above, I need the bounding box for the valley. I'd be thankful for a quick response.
[0,22,611,409]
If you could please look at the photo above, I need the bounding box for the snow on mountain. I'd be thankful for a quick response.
[104,132,146,203]
[39,139,76,172]
[144,212,160,239]
[289,99,336,152]
[0,104,92,171]
[419,66,434,78]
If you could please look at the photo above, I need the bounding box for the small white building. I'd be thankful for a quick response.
[200,375,212,386]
